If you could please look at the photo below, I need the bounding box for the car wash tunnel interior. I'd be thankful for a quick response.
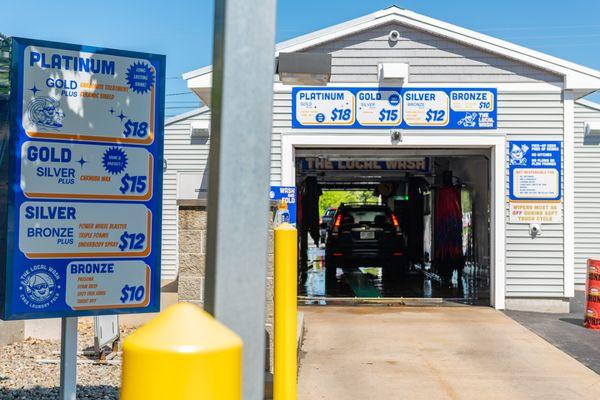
[294,148,491,305]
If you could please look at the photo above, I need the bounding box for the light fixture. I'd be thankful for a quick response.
[277,52,332,85]
[378,62,409,82]
[388,30,401,42]
[190,120,210,139]
[585,120,600,135]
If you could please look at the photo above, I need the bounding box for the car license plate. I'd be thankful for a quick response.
[360,231,375,240]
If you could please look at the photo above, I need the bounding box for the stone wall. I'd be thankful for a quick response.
[177,204,275,370]
[177,206,207,306]
[0,320,23,346]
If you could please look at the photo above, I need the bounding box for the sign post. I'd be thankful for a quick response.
[59,317,78,400]
[0,37,165,396]
[206,0,277,398]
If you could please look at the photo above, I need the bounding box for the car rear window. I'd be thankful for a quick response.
[342,208,388,225]
[325,209,336,216]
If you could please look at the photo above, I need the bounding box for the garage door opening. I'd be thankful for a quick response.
[295,148,491,305]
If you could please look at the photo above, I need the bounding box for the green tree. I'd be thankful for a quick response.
[318,190,378,216]
[0,33,9,97]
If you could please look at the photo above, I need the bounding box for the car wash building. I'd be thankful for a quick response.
[168,6,600,313]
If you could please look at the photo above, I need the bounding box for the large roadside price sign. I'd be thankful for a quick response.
[291,87,497,129]
[0,38,165,320]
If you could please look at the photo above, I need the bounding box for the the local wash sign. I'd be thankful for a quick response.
[0,38,165,320]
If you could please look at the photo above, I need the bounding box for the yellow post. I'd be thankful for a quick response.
[120,302,243,400]
[274,222,298,400]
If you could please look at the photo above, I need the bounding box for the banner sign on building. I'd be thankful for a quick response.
[0,37,165,320]
[508,141,562,224]
[270,186,296,225]
[297,157,430,173]
[291,87,497,129]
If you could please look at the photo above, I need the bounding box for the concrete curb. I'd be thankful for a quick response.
[297,311,305,354]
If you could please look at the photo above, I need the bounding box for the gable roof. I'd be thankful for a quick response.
[165,106,210,126]
[576,99,600,112]
[184,6,600,94]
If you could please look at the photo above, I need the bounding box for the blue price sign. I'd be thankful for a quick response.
[270,186,296,225]
[0,38,165,320]
[292,87,497,129]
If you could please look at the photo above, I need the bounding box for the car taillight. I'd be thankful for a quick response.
[332,214,343,236]
[334,214,342,227]
[391,213,399,227]
[391,213,401,235]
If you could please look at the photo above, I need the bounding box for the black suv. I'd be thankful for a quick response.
[325,203,406,279]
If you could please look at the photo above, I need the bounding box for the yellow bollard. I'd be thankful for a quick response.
[274,223,298,400]
[120,302,243,400]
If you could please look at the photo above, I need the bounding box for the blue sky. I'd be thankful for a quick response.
[4,0,600,117]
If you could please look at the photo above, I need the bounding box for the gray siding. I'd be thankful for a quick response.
[163,103,286,280]
[574,102,600,287]
[502,92,564,297]
[162,110,211,280]
[271,92,291,184]
[307,24,562,85]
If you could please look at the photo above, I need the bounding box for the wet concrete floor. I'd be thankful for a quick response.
[297,306,600,400]
[299,246,489,304]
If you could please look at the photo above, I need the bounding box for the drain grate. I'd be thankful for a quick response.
[298,296,451,306]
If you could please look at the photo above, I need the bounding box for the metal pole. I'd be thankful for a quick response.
[274,224,298,400]
[120,303,243,400]
[59,317,78,400]
[206,0,277,399]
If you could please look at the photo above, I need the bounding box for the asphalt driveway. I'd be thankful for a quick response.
[505,291,600,374]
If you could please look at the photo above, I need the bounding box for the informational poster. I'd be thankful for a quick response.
[291,87,496,129]
[269,186,296,225]
[508,141,562,224]
[1,37,165,320]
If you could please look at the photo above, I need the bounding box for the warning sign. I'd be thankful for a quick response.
[509,202,561,224]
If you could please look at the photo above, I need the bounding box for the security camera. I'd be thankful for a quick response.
[391,129,402,142]
[388,30,401,42]
[529,223,542,237]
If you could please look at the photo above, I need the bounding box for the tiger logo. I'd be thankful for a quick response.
[26,96,65,129]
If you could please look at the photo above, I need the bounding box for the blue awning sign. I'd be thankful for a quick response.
[292,87,497,129]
